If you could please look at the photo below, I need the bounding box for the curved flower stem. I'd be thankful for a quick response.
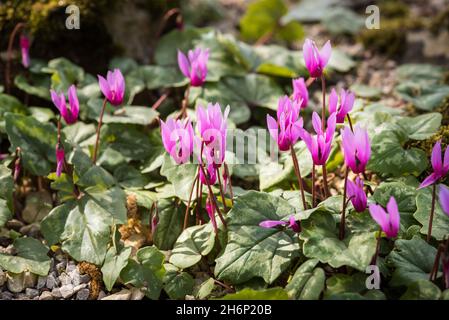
[195,171,202,225]
[151,90,170,110]
[371,228,383,265]
[199,163,227,229]
[290,145,307,210]
[92,98,108,164]
[224,162,234,205]
[216,167,228,212]
[339,167,349,240]
[183,167,199,230]
[427,183,437,243]
[347,114,354,132]
[312,164,316,207]
[429,243,444,281]
[320,75,326,128]
[179,84,191,119]
[5,22,26,94]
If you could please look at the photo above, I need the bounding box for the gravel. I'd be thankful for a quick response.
[0,270,6,287]
[51,287,62,299]
[39,291,54,300]
[0,291,13,300]
[59,284,75,299]
[76,288,90,300]
[36,276,47,290]
[46,274,58,289]
[25,288,39,299]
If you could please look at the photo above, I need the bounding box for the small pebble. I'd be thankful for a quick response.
[97,290,107,300]
[76,288,90,300]
[59,273,71,286]
[79,274,90,284]
[0,291,13,300]
[37,276,47,290]
[25,288,39,299]
[130,288,145,300]
[60,284,74,299]
[56,261,67,273]
[69,270,81,286]
[39,291,54,300]
[66,261,76,273]
[46,274,58,289]
[73,284,87,293]
[51,288,62,298]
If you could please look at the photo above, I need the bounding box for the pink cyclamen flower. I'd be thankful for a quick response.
[20,34,30,68]
[369,197,400,238]
[50,85,79,125]
[151,212,159,234]
[267,96,303,152]
[196,103,229,167]
[178,48,209,87]
[199,162,217,185]
[292,78,308,109]
[56,147,65,177]
[300,112,336,165]
[346,177,367,212]
[302,39,331,78]
[98,69,125,106]
[259,215,300,233]
[341,125,371,174]
[329,88,355,123]
[439,185,449,217]
[160,118,194,164]
[419,140,449,189]
[206,197,218,233]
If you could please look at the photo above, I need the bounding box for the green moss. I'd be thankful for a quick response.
[407,125,449,156]
[378,1,410,19]
[436,97,449,126]
[429,7,449,34]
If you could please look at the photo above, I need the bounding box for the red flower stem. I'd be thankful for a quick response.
[429,243,443,281]
[216,167,228,212]
[5,22,26,94]
[290,145,307,210]
[92,98,108,164]
[427,183,437,243]
[151,91,169,110]
[305,77,315,87]
[339,167,349,240]
[183,166,199,231]
[347,114,354,132]
[371,228,383,265]
[199,163,227,229]
[198,181,204,224]
[312,164,316,207]
[224,162,234,205]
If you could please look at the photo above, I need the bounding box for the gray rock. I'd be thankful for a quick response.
[59,272,71,286]
[101,289,131,300]
[16,293,31,300]
[69,270,81,286]
[39,291,54,300]
[97,290,107,300]
[0,291,13,300]
[56,261,67,273]
[4,244,15,255]
[19,224,40,237]
[46,274,58,289]
[25,288,39,298]
[51,288,62,298]
[0,270,6,287]
[22,272,37,289]
[60,284,74,299]
[66,261,76,273]
[37,276,47,290]
[76,288,90,300]
[79,274,90,284]
[73,284,87,293]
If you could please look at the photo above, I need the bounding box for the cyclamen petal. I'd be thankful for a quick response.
[341,125,371,174]
[439,185,449,217]
[259,220,288,228]
[303,39,332,78]
[98,69,125,106]
[419,141,449,189]
[292,78,308,109]
[301,112,336,165]
[56,147,65,177]
[369,196,400,238]
[329,88,355,123]
[346,177,367,212]
[20,35,30,68]
[160,118,194,164]
[206,198,218,233]
[50,86,79,125]
[178,48,209,87]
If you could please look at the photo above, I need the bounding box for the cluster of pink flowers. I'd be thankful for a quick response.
[50,69,125,176]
